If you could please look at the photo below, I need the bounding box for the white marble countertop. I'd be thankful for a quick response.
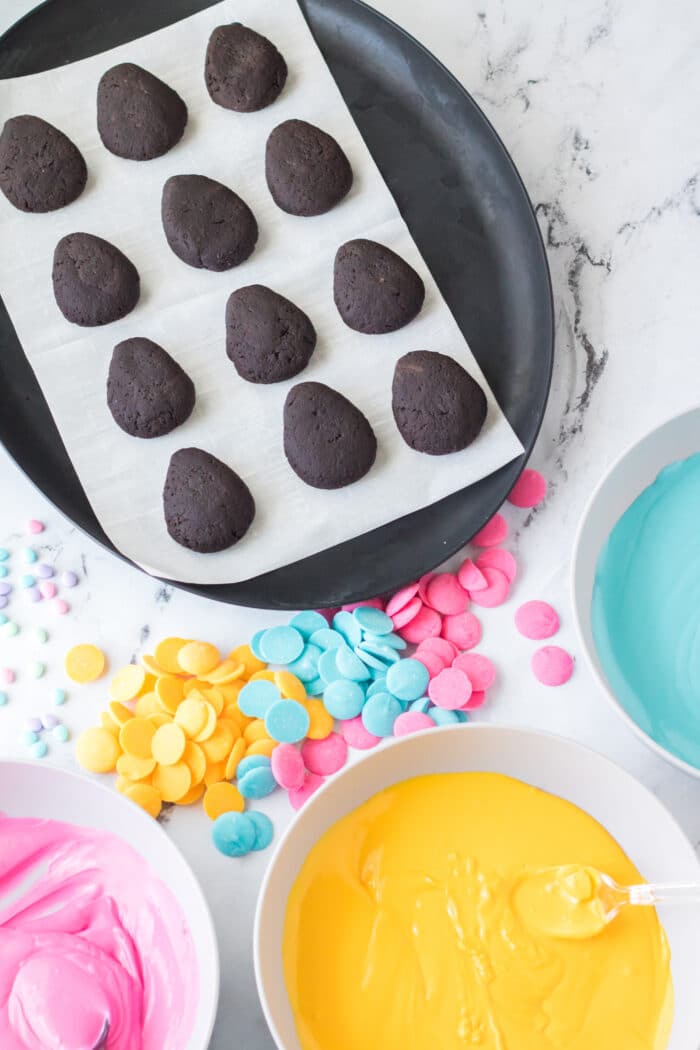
[1,1,699,1047]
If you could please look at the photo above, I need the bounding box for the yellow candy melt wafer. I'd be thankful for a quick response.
[177,641,220,676]
[246,738,277,759]
[116,753,156,781]
[203,782,245,820]
[135,692,159,717]
[140,654,170,678]
[183,741,207,786]
[154,637,190,675]
[275,671,307,702]
[147,712,172,729]
[153,761,192,802]
[177,783,205,806]
[193,702,218,742]
[228,644,266,677]
[305,698,334,740]
[156,675,185,714]
[65,644,106,684]
[76,727,121,773]
[200,660,245,685]
[225,737,246,780]
[119,718,156,760]
[151,723,187,766]
[200,722,236,764]
[100,711,121,737]
[202,686,225,716]
[124,783,162,819]
[108,701,134,727]
[244,719,271,745]
[204,761,227,786]
[109,664,146,702]
[175,697,208,738]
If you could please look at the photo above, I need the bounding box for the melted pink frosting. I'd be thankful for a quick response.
[0,816,198,1050]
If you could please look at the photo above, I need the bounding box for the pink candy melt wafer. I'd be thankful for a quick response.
[469,567,510,608]
[385,583,419,618]
[288,772,325,811]
[27,519,45,535]
[399,605,442,644]
[428,667,472,709]
[425,573,469,615]
[476,549,517,584]
[508,469,547,509]
[394,711,435,736]
[391,595,422,629]
[417,637,459,663]
[531,646,574,686]
[515,600,560,640]
[472,513,507,547]
[271,743,306,790]
[462,690,487,711]
[417,572,436,605]
[341,716,381,750]
[457,558,488,592]
[301,733,348,776]
[414,649,447,679]
[452,653,496,691]
[441,611,482,650]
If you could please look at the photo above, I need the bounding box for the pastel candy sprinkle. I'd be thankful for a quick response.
[29,740,48,760]
[532,646,574,686]
[22,547,37,564]
[28,661,46,679]
[25,717,43,733]
[212,811,257,857]
[2,622,19,638]
[39,581,57,599]
[22,731,39,746]
[52,687,67,706]
[42,713,59,730]
[0,692,7,707]
[53,724,70,743]
[0,548,8,561]
[20,574,36,588]
[36,563,54,579]
[0,597,7,610]
[1,668,15,684]
[472,513,508,548]
[27,587,42,603]
[428,667,472,710]
[301,733,348,776]
[27,519,45,534]
[507,468,547,508]
[35,627,48,644]
[271,743,306,790]
[0,582,11,596]
[55,599,70,615]
[0,566,6,578]
[61,571,78,588]
[515,600,560,640]
[265,698,310,743]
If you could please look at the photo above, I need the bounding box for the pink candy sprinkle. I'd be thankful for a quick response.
[425,573,469,615]
[342,598,384,612]
[414,649,447,679]
[508,469,547,509]
[441,611,482,650]
[399,605,442,644]
[476,548,517,584]
[428,667,472,710]
[27,519,44,535]
[302,733,348,776]
[394,711,435,736]
[390,595,422,630]
[531,645,574,686]
[515,600,560,640]
[0,668,15,685]
[472,513,508,548]
[271,743,306,790]
[55,599,70,616]
[469,567,510,608]
[462,690,487,711]
[457,558,488,592]
[341,716,381,750]
[39,581,57,599]
[417,637,459,663]
[452,652,496,691]
[385,583,420,618]
[288,772,325,811]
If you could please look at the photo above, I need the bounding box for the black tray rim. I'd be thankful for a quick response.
[0,0,554,608]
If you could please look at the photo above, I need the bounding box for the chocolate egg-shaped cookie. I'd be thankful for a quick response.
[97,63,187,160]
[0,115,87,213]
[162,174,258,271]
[226,285,316,383]
[284,381,376,489]
[333,239,425,334]
[265,119,353,216]
[392,350,487,455]
[205,23,287,112]
[52,233,140,327]
[163,447,255,553]
[107,338,195,439]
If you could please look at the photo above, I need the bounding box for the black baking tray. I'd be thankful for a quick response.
[0,0,554,609]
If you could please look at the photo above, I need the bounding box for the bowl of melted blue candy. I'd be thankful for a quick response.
[573,405,700,777]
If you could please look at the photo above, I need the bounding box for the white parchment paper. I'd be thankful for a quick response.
[0,0,522,584]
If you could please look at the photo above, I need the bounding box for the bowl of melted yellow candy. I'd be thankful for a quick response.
[255,725,700,1050]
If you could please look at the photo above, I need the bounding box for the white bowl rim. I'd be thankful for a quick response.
[570,403,700,780]
[253,722,700,1049]
[0,758,221,1050]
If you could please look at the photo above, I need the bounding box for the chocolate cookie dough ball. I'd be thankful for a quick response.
[97,63,187,160]
[107,338,195,438]
[334,239,425,334]
[0,115,87,213]
[162,174,258,271]
[163,447,255,553]
[266,119,352,216]
[205,23,287,112]
[284,381,377,489]
[392,350,487,455]
[52,233,140,327]
[226,285,316,383]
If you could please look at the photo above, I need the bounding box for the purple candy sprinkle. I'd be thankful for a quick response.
[0,597,7,610]
[25,717,42,733]
[27,587,42,603]
[0,583,11,596]
[36,563,54,579]
[42,713,59,730]
[62,571,78,588]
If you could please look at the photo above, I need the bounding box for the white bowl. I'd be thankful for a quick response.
[572,405,700,778]
[0,761,220,1050]
[255,725,700,1050]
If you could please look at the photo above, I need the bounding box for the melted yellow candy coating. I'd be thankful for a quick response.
[284,773,672,1050]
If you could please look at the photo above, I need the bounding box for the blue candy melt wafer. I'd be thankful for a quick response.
[212,812,256,857]
[237,755,272,780]
[323,678,365,720]
[265,699,310,744]
[259,626,305,665]
[238,765,278,800]
[386,658,430,702]
[289,611,328,640]
[247,811,274,851]
[332,611,362,648]
[353,607,393,635]
[238,679,281,719]
[335,646,371,682]
[362,692,402,737]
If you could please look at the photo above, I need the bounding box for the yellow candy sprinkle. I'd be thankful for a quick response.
[275,670,307,702]
[119,717,156,760]
[203,782,245,821]
[152,761,192,802]
[192,701,218,743]
[76,727,121,773]
[225,737,246,780]
[244,718,271,745]
[135,691,159,717]
[151,722,187,766]
[109,664,146,703]
[182,741,207,786]
[65,644,106,684]
[124,782,162,819]
[200,722,236,764]
[305,698,334,740]
[108,701,134,727]
[177,783,205,806]
[228,644,266,677]
[100,712,121,737]
[175,697,208,738]
[154,637,190,675]
[155,675,185,715]
[204,761,227,787]
[177,641,220,676]
[246,737,277,759]
[116,753,156,781]
[199,659,246,685]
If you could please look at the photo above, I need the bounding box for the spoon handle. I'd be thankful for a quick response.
[628,882,700,907]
